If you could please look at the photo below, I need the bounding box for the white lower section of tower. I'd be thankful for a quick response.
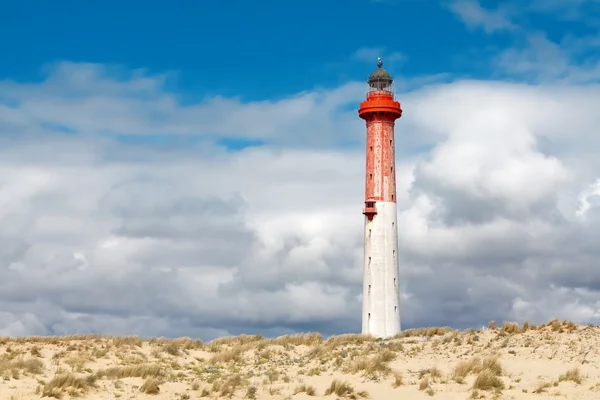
[362,201,401,338]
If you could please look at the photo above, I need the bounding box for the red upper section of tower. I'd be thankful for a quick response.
[360,59,402,218]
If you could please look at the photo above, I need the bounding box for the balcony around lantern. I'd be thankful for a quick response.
[366,89,395,101]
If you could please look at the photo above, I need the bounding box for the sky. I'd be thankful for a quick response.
[0,0,599,340]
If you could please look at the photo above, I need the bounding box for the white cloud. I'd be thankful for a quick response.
[1,62,600,339]
[494,32,600,83]
[446,0,516,33]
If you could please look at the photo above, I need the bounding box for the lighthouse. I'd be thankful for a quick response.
[359,58,402,338]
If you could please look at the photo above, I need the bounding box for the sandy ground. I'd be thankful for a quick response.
[1,319,599,399]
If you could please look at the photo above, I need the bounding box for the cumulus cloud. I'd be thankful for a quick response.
[0,62,600,340]
[446,0,516,33]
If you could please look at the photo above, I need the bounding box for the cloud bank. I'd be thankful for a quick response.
[1,62,600,340]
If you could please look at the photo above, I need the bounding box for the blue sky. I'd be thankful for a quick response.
[0,0,600,339]
[0,0,561,99]
[2,0,598,102]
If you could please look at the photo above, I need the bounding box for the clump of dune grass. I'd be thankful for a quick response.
[452,355,502,384]
[501,321,521,334]
[395,326,451,338]
[160,337,203,355]
[347,349,396,376]
[270,332,323,347]
[42,372,97,398]
[324,379,368,398]
[419,367,443,381]
[207,334,262,351]
[65,356,88,372]
[140,377,161,394]
[558,367,582,384]
[111,336,143,347]
[96,363,163,379]
[245,385,258,399]
[294,383,317,396]
[0,357,45,375]
[325,334,376,348]
[210,374,248,398]
[533,381,553,393]
[210,347,245,364]
[30,345,42,357]
[546,319,564,332]
[472,369,505,391]
[392,372,403,388]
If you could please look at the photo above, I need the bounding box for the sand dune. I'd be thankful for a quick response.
[0,319,599,399]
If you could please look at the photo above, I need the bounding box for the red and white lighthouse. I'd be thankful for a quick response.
[358,58,402,338]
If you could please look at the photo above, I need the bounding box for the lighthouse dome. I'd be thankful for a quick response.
[367,58,393,90]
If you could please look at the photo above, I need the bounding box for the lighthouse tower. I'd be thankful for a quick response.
[358,58,402,338]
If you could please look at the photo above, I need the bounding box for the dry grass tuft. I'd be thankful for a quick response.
[452,355,502,383]
[395,326,451,338]
[140,377,161,394]
[210,347,245,364]
[42,372,97,398]
[533,381,553,393]
[270,332,323,347]
[294,383,317,396]
[111,335,143,347]
[208,334,262,349]
[558,367,583,385]
[501,321,521,334]
[325,334,375,348]
[472,369,505,391]
[97,363,163,379]
[0,357,45,375]
[210,374,248,398]
[347,349,396,376]
[392,372,403,388]
[324,379,368,398]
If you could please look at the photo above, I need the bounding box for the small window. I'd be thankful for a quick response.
[368,285,371,294]
[392,222,394,228]
[391,166,393,173]
[393,250,396,257]
[394,306,397,313]
[390,139,392,146]
[369,173,373,180]
[394,278,397,287]
[391,194,394,201]
[368,256,371,264]
[370,146,373,152]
